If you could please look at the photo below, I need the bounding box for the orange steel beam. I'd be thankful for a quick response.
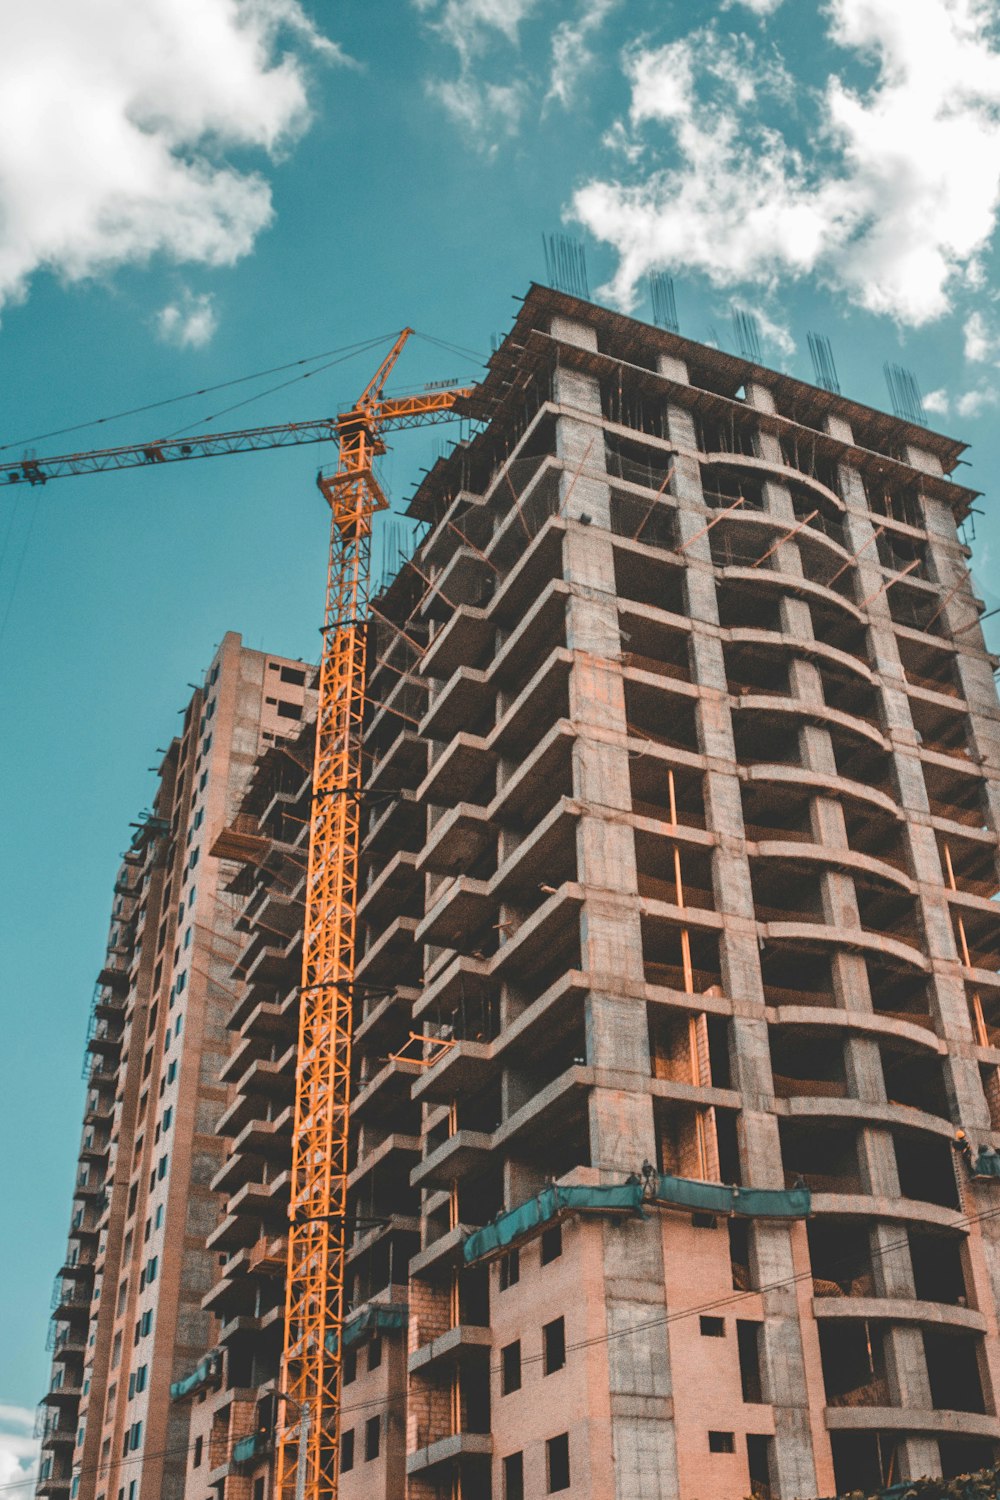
[275,334,471,1500]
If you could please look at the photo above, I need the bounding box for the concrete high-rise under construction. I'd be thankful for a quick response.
[38,286,1000,1500]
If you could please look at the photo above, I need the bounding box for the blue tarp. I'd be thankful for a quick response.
[169,1353,220,1402]
[324,1301,409,1355]
[232,1432,269,1466]
[463,1182,644,1264]
[655,1174,811,1219]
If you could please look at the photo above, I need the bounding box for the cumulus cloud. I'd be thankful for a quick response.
[413,0,538,144]
[574,0,1000,327]
[964,310,1000,362]
[157,290,218,348]
[0,1405,38,1495]
[0,0,350,319]
[923,387,950,415]
[547,0,620,109]
[957,386,1000,418]
[738,304,796,357]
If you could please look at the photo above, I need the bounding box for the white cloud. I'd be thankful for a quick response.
[923,387,950,415]
[742,304,796,357]
[964,310,1000,362]
[574,0,1000,327]
[957,386,1000,418]
[157,290,218,348]
[413,0,537,63]
[414,0,538,144]
[727,0,785,13]
[0,0,351,319]
[547,0,619,109]
[0,1405,38,1495]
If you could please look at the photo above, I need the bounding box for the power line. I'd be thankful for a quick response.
[0,335,398,456]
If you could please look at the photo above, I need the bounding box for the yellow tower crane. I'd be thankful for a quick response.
[2,332,474,1500]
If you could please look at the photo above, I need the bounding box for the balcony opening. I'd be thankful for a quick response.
[717,580,782,633]
[897,633,960,697]
[709,521,778,572]
[830,1433,898,1496]
[980,1063,1000,1131]
[779,1119,861,1195]
[642,919,721,997]
[625,678,699,753]
[458,1264,490,1328]
[809,600,871,665]
[938,834,999,900]
[737,1320,765,1403]
[855,883,925,952]
[958,902,1000,970]
[750,862,823,926]
[635,833,715,911]
[819,1320,888,1407]
[844,803,910,874]
[610,490,677,553]
[769,1027,847,1100]
[742,784,812,843]
[939,1438,997,1479]
[894,1131,960,1210]
[731,709,802,770]
[909,1229,967,1306]
[457,1167,503,1229]
[614,547,685,614]
[808,1219,873,1297]
[630,760,704,828]
[888,582,946,637]
[724,641,789,698]
[458,1080,502,1135]
[696,419,761,462]
[761,944,835,1010]
[866,962,934,1030]
[923,760,986,828]
[656,1098,736,1183]
[620,613,690,681]
[729,1218,753,1290]
[747,1434,774,1500]
[650,1010,730,1088]
[925,1327,985,1413]
[819,664,881,726]
[460,1359,491,1434]
[779,437,840,494]
[832,737,898,801]
[879,1041,950,1119]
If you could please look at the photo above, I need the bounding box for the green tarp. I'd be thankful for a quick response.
[324,1301,409,1355]
[655,1174,811,1219]
[343,1301,408,1348]
[232,1433,268,1466]
[462,1175,811,1265]
[169,1354,219,1402]
[463,1182,644,1264]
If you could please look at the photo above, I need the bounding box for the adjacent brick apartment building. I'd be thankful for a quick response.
[36,633,313,1500]
[39,285,1000,1500]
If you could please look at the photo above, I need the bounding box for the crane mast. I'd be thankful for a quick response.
[277,332,470,1500]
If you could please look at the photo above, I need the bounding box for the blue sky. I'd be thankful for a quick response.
[3,0,1000,1483]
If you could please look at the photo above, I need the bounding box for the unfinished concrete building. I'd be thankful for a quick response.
[339,284,1000,1500]
[35,632,313,1500]
[40,283,1000,1500]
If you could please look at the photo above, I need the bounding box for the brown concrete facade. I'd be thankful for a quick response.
[36,633,312,1500]
[344,286,1000,1500]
